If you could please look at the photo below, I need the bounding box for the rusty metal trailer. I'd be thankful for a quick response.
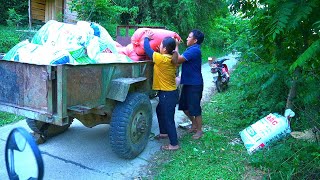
[0,60,154,159]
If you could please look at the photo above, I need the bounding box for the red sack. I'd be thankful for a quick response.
[131,28,181,56]
[116,45,126,55]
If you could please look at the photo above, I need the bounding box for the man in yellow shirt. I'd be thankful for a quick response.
[144,31,180,151]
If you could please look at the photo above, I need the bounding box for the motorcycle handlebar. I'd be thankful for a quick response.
[214,58,229,65]
[208,57,229,66]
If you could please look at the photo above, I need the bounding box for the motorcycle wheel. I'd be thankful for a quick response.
[215,78,223,92]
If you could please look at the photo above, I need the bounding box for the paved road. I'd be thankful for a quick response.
[0,54,238,180]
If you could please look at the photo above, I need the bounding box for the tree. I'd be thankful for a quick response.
[228,0,320,126]
[112,0,229,47]
[69,0,139,36]
[0,0,28,25]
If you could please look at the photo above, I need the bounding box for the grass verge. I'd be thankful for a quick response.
[0,112,23,126]
[144,63,320,179]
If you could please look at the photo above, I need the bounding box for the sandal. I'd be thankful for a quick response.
[161,144,180,151]
[192,131,203,140]
[154,134,168,140]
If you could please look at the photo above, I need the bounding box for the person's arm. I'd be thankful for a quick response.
[172,51,180,67]
[144,37,154,60]
[172,52,186,64]
[172,51,186,64]
[172,39,186,64]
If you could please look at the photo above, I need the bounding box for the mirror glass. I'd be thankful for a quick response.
[6,128,43,180]
[13,131,27,151]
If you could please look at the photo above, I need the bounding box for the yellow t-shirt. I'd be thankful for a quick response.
[152,52,177,91]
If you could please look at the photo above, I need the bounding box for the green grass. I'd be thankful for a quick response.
[0,111,23,126]
[146,63,320,179]
[149,89,254,179]
[0,25,37,53]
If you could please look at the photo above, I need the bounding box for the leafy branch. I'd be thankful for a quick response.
[290,39,320,72]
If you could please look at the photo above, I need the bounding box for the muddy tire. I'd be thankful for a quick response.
[26,118,73,138]
[110,93,152,159]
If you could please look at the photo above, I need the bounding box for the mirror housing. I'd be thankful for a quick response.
[5,127,44,180]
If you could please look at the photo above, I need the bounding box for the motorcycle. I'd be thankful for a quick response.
[208,57,230,92]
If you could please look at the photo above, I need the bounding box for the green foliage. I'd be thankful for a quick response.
[68,0,234,57]
[266,2,296,40]
[69,0,139,37]
[0,25,37,53]
[113,0,152,25]
[233,60,320,131]
[230,58,320,178]
[290,39,320,73]
[227,0,320,131]
[0,26,22,52]
[0,111,23,126]
[233,61,287,115]
[213,15,251,54]
[6,8,25,27]
[208,17,231,50]
[229,0,320,62]
[202,45,225,64]
[56,12,65,22]
[250,139,320,179]
[113,0,230,52]
[0,0,28,25]
[149,63,319,179]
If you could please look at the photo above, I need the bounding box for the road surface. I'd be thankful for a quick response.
[0,54,238,180]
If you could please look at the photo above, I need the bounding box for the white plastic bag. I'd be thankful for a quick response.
[239,110,294,154]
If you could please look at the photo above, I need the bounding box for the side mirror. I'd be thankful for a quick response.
[5,127,44,180]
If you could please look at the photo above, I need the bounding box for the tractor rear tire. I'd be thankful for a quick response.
[110,93,152,159]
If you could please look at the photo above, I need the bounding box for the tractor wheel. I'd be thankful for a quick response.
[110,93,152,159]
[26,118,73,138]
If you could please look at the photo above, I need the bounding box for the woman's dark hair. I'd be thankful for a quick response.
[191,29,204,45]
[162,37,176,54]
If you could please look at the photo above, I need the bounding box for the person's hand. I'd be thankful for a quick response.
[174,38,181,45]
[145,30,154,40]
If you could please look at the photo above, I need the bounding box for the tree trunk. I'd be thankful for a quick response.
[286,68,301,110]
[28,0,32,29]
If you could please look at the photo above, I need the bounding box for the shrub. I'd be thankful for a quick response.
[0,0,28,25]
[0,26,36,53]
[6,8,26,27]
[0,26,21,52]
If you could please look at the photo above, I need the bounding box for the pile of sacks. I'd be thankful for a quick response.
[118,28,181,61]
[2,20,181,65]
